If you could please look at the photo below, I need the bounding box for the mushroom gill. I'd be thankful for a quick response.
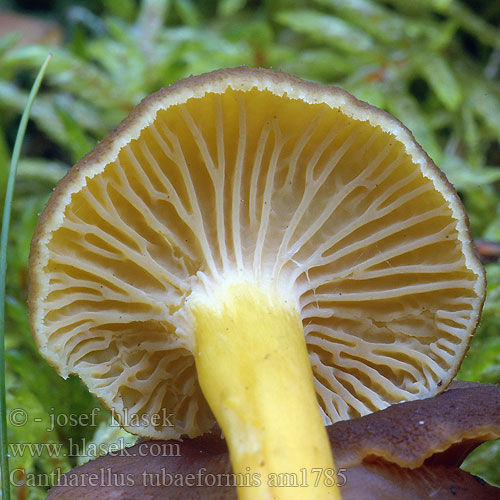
[29,67,486,499]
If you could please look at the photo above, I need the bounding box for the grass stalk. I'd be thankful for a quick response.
[0,53,51,500]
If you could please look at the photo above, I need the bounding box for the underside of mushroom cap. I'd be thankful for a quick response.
[29,67,485,439]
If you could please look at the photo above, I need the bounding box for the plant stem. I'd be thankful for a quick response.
[0,53,51,500]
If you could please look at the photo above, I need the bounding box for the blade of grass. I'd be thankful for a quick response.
[0,53,51,500]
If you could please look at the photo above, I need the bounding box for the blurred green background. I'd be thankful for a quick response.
[1,0,499,498]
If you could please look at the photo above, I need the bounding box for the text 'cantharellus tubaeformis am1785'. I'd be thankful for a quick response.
[29,67,485,500]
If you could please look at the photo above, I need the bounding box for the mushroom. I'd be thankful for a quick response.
[29,67,485,499]
[44,382,500,499]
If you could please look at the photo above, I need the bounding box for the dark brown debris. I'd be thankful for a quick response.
[44,382,500,500]
[327,381,500,468]
[0,10,61,46]
[475,239,500,263]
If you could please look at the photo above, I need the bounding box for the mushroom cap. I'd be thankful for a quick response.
[29,67,485,439]
[44,382,500,500]
[342,463,499,500]
[327,381,500,468]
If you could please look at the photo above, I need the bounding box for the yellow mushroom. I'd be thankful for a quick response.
[29,67,485,500]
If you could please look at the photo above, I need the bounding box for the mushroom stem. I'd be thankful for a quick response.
[191,282,341,500]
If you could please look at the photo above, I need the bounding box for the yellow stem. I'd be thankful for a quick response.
[191,282,342,500]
